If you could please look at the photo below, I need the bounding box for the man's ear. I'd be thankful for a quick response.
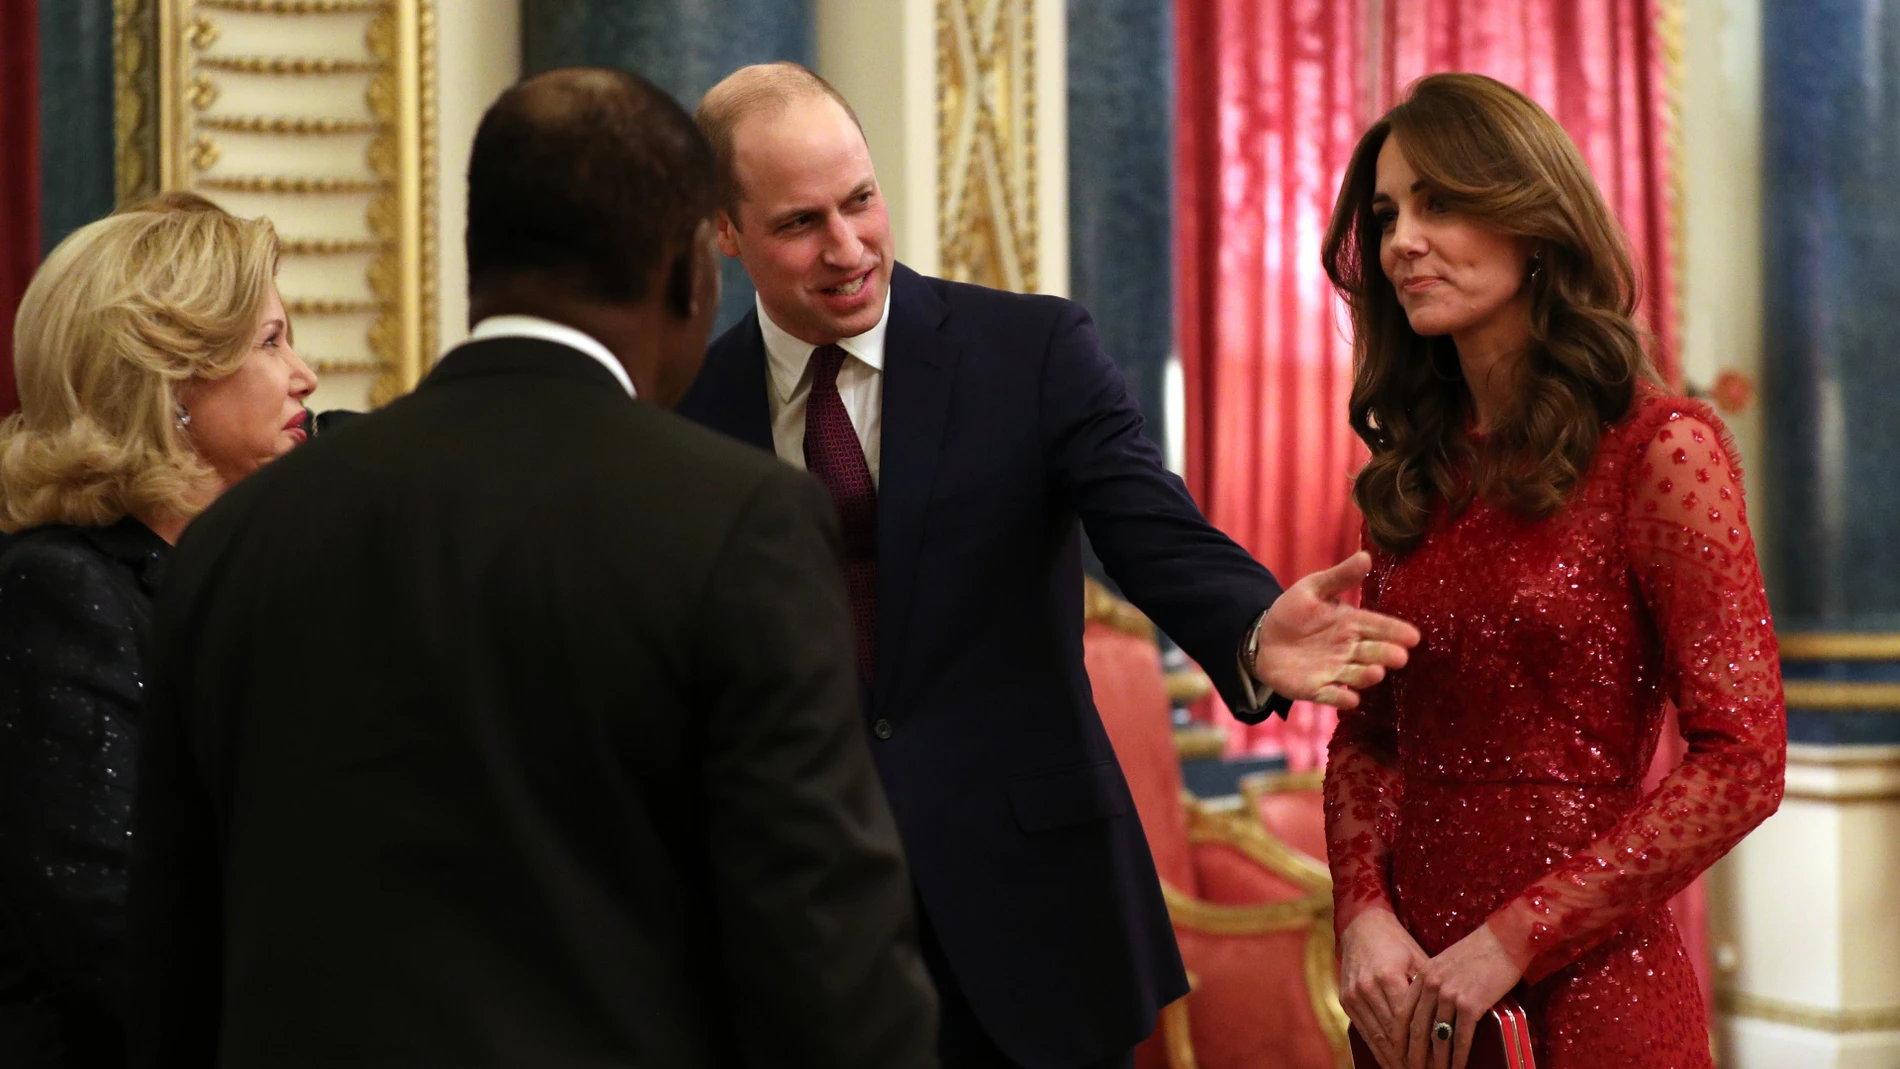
[714,209,743,258]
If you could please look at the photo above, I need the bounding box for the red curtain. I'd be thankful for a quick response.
[1,0,39,416]
[1177,0,1680,766]
[1176,0,1369,770]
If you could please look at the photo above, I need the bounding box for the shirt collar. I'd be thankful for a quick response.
[757,289,891,405]
[467,315,636,397]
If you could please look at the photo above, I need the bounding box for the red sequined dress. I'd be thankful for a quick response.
[1324,393,1787,1068]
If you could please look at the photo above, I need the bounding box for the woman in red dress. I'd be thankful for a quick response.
[1318,73,1786,1069]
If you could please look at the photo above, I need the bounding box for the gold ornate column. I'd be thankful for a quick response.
[936,0,1038,293]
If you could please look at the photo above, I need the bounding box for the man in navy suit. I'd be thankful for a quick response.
[678,62,1419,1069]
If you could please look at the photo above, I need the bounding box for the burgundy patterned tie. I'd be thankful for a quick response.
[803,344,878,685]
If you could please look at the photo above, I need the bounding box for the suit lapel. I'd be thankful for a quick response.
[872,266,956,715]
[682,311,774,452]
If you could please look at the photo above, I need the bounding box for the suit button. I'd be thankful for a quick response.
[872,718,893,740]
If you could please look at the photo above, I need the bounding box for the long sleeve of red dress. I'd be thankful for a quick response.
[1324,543,1404,936]
[1482,414,1787,983]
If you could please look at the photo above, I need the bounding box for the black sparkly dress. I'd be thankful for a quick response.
[0,517,169,1069]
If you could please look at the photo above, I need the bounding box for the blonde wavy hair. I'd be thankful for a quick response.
[0,193,281,531]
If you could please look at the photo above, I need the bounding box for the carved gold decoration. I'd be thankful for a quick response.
[199,55,382,75]
[200,115,382,135]
[1718,990,1900,1034]
[187,73,220,111]
[286,298,387,316]
[364,0,436,404]
[113,0,160,203]
[308,359,383,375]
[199,175,388,194]
[184,13,220,50]
[937,0,1038,292]
[200,0,388,12]
[189,133,220,171]
[120,0,436,405]
[280,237,388,255]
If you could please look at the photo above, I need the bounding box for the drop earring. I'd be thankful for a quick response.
[176,403,192,429]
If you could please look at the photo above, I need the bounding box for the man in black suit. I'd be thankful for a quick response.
[678,63,1420,1069]
[126,69,937,1069]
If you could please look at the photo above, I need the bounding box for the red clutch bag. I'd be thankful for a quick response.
[1348,997,1536,1069]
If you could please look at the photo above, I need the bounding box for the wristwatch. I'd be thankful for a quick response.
[1244,612,1296,721]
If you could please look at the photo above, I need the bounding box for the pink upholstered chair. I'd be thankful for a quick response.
[1083,581,1350,1069]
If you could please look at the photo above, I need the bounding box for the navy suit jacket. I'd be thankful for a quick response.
[678,265,1284,1069]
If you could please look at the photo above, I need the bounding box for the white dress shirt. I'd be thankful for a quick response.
[468,314,636,397]
[758,292,889,487]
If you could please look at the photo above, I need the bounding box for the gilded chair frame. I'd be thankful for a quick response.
[1083,581,1352,1069]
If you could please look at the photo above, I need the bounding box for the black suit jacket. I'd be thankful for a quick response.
[126,339,938,1069]
[677,266,1285,1068]
[0,518,169,1069]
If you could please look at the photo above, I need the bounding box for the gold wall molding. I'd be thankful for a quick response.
[113,0,161,204]
[1656,0,1686,374]
[199,175,390,194]
[1781,681,1900,711]
[280,237,389,255]
[198,54,383,75]
[285,298,388,316]
[200,0,389,12]
[937,0,1038,293]
[1719,990,1900,1034]
[119,0,437,406]
[1779,633,1900,661]
[200,115,382,134]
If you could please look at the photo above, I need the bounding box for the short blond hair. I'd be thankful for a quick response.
[696,61,864,222]
[0,194,281,530]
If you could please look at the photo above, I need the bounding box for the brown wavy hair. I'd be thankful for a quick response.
[1322,73,1661,554]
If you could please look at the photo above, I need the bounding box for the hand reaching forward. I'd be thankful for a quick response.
[1253,551,1420,709]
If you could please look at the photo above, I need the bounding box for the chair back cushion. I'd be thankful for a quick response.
[1086,620,1197,895]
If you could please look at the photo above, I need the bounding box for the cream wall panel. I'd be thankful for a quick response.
[433,0,520,356]
[817,0,938,277]
[1030,0,1065,298]
[1729,800,1845,1006]
[1680,0,1767,550]
[1841,799,1900,1007]
[1727,1018,1900,1069]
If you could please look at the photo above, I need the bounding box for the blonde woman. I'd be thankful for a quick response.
[0,193,315,1068]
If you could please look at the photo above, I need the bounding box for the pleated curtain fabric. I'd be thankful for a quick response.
[0,0,39,416]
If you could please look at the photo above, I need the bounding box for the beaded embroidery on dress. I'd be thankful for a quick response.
[1324,390,1787,1068]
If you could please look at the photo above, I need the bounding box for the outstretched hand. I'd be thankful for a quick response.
[1253,551,1420,709]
